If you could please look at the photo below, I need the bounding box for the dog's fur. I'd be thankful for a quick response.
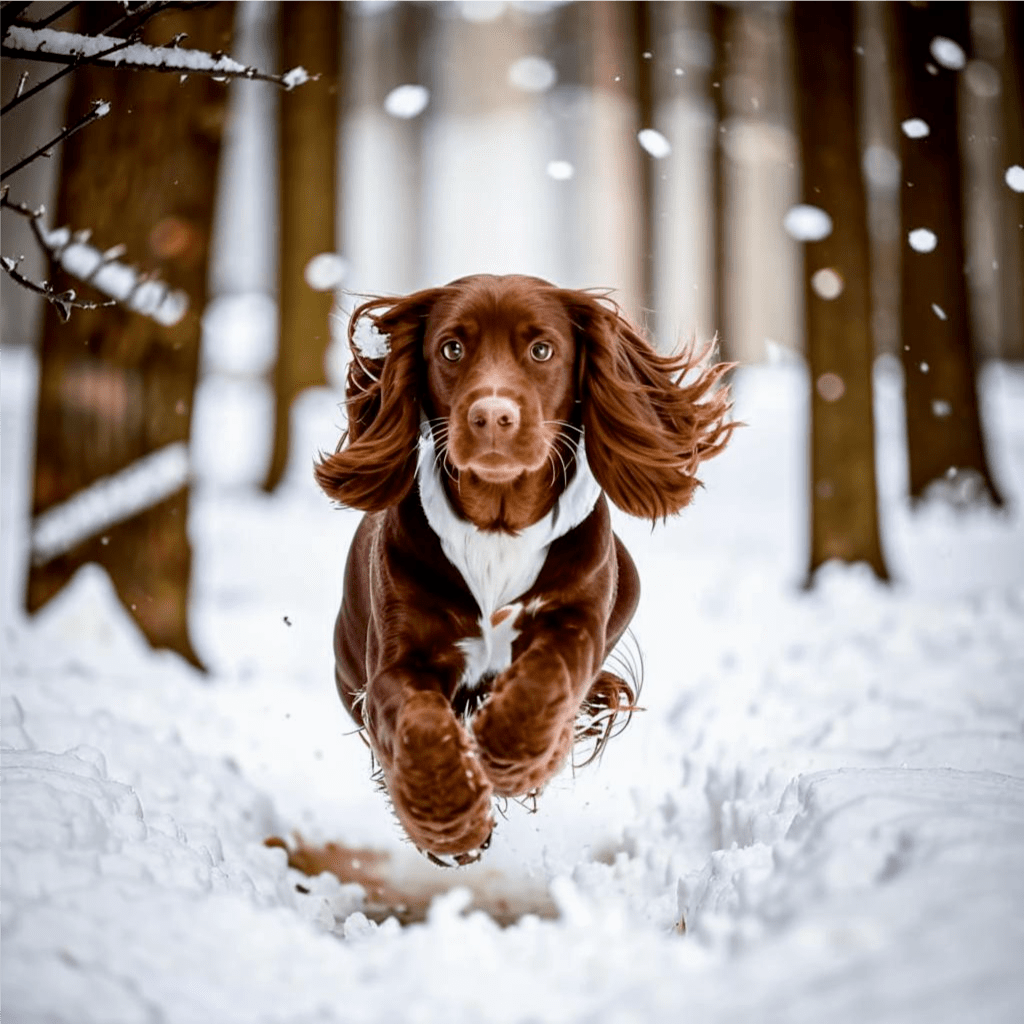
[316,274,734,862]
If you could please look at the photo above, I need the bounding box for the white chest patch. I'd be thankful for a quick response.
[456,603,523,691]
[416,427,602,689]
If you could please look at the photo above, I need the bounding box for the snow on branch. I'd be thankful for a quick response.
[2,25,312,89]
[1,2,174,115]
[0,252,114,322]
[1,189,189,326]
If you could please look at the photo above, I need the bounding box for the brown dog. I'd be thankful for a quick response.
[316,274,733,863]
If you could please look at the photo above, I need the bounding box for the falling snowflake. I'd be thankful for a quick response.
[901,118,930,139]
[509,56,556,93]
[931,304,947,321]
[783,205,833,242]
[384,84,429,119]
[304,253,347,291]
[863,145,900,189]
[546,160,575,181]
[1005,165,1024,193]
[811,268,844,300]
[816,372,846,402]
[908,228,937,253]
[637,129,671,159]
[929,37,966,71]
[460,0,504,23]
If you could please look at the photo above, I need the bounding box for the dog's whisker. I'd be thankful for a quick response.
[548,441,571,488]
[547,452,559,488]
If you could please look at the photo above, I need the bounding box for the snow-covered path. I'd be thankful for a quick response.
[3,345,1023,1023]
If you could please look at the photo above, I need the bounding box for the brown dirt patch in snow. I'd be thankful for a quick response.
[266,835,558,927]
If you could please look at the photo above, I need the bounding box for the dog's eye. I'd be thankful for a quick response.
[440,339,464,362]
[530,341,554,362]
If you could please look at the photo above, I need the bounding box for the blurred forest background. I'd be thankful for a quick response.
[1,0,1022,662]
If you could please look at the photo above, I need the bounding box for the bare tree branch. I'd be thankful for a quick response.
[1,2,33,36]
[12,66,27,98]
[0,252,115,322]
[2,24,313,91]
[29,1,80,30]
[1,187,189,325]
[1,96,110,182]
[0,2,310,322]
[0,2,177,115]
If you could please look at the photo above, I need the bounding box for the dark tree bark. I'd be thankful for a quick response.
[791,2,889,583]
[26,2,235,667]
[263,1,342,492]
[890,0,1004,505]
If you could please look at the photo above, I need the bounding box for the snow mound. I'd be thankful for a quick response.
[3,346,1024,1023]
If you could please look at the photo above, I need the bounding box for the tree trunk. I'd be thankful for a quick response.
[791,2,889,584]
[263,1,342,492]
[710,1,736,363]
[631,1,656,339]
[26,2,235,667]
[890,0,1004,505]
[996,0,1024,359]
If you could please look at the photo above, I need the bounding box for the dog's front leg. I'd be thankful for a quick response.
[366,676,494,859]
[472,611,604,797]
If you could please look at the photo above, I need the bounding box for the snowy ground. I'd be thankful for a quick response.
[3,340,1024,1024]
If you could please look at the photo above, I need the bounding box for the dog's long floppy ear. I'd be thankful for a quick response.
[557,289,737,521]
[315,288,444,511]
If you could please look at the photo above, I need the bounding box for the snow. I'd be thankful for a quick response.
[5,25,250,74]
[200,293,278,377]
[30,442,190,565]
[901,118,930,139]
[638,128,672,159]
[460,1,507,24]
[932,303,948,321]
[304,253,348,292]
[38,225,189,326]
[508,56,557,93]
[810,267,843,300]
[783,204,833,242]
[862,145,900,190]
[3,339,1024,1023]
[282,66,310,90]
[3,25,307,88]
[1005,165,1024,193]
[908,228,938,253]
[929,36,967,71]
[546,159,575,181]
[352,314,390,358]
[383,84,430,120]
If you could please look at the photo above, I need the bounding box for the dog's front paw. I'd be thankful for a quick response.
[388,690,494,858]
[472,684,574,798]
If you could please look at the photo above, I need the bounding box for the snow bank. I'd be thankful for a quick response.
[3,344,1024,1023]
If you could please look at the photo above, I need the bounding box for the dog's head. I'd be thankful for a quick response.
[315,274,735,525]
